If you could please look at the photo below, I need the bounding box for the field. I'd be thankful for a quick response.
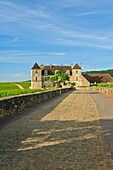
[0,82,49,98]
[15,82,31,89]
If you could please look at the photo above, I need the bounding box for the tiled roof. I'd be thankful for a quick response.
[32,63,40,69]
[42,65,72,75]
[32,63,81,74]
[73,64,82,69]
[83,73,113,83]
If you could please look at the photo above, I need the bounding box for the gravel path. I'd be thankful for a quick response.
[0,90,113,170]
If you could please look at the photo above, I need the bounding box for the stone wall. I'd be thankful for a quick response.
[0,88,72,120]
[93,87,113,97]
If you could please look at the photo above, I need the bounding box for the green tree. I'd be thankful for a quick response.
[46,71,70,88]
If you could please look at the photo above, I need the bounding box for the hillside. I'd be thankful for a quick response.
[83,69,113,77]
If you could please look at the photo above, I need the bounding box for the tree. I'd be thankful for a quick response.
[45,71,70,88]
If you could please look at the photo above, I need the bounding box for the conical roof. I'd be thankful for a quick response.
[31,62,40,69]
[73,63,82,69]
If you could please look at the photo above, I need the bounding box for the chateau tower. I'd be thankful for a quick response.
[30,63,42,89]
[72,63,82,86]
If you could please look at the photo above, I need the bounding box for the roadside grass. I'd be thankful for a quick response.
[0,82,50,98]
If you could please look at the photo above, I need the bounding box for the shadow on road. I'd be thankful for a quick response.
[0,90,113,169]
[0,118,113,169]
[0,91,73,129]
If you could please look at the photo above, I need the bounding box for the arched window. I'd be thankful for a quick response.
[36,77,37,81]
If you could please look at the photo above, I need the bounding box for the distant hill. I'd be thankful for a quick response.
[83,69,113,77]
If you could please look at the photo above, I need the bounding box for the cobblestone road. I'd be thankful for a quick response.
[0,90,113,170]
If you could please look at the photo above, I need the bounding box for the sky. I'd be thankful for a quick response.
[0,0,113,82]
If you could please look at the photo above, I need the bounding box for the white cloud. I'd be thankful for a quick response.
[74,11,97,17]
[0,1,50,18]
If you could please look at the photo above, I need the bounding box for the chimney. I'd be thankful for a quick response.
[71,64,73,68]
[50,64,53,67]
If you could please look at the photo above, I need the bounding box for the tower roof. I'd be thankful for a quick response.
[31,63,40,69]
[73,63,82,69]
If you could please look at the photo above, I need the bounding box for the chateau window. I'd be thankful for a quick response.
[44,70,48,75]
[76,70,78,74]
[76,77,78,81]
[35,70,38,74]
[70,71,72,75]
[36,77,37,81]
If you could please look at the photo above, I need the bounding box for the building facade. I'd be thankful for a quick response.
[30,63,90,89]
[30,63,113,89]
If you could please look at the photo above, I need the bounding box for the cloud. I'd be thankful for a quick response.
[74,11,97,17]
[59,30,107,40]
[0,51,66,56]
[0,1,50,18]
[0,51,67,63]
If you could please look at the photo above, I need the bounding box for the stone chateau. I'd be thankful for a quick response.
[30,62,113,89]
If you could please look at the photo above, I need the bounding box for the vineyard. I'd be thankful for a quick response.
[0,82,48,98]
[97,83,113,87]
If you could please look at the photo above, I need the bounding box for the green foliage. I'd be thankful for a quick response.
[0,82,49,98]
[45,76,50,81]
[67,82,75,87]
[90,84,97,87]
[45,71,70,87]
[71,82,76,86]
[97,83,113,87]
[55,71,70,86]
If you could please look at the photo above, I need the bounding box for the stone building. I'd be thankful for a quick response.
[30,63,113,89]
[30,63,90,89]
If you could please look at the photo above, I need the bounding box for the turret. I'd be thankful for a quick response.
[72,63,82,87]
[30,62,42,89]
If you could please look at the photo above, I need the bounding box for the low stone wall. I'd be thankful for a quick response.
[0,88,72,120]
[92,87,113,97]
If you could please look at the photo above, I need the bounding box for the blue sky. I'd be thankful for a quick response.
[0,0,113,82]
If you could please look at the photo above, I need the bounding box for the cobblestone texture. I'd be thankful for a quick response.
[0,90,113,170]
